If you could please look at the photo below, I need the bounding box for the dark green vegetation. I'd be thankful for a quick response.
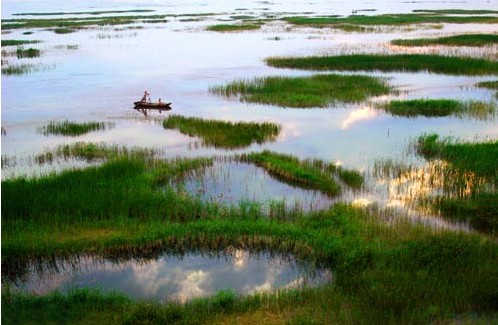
[1,39,40,47]
[476,80,498,92]
[39,120,113,136]
[210,74,391,108]
[239,150,363,196]
[413,9,498,15]
[53,27,76,34]
[206,23,262,32]
[1,14,169,30]
[379,99,496,119]
[283,13,498,28]
[15,47,41,59]
[163,115,280,149]
[415,134,498,234]
[266,54,498,75]
[13,9,155,16]
[392,33,498,47]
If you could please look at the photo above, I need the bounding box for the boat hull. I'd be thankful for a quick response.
[134,101,172,109]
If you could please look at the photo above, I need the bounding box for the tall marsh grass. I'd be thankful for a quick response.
[39,120,113,136]
[392,34,498,47]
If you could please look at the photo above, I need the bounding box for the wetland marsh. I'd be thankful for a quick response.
[2,0,498,323]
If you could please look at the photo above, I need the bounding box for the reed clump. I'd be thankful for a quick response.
[210,74,392,108]
[392,33,498,47]
[39,120,113,136]
[16,47,41,58]
[163,115,281,149]
[266,54,498,76]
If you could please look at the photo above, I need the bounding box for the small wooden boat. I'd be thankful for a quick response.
[134,101,172,109]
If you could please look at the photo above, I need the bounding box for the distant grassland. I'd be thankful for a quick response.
[1,14,169,30]
[206,23,262,32]
[266,54,498,75]
[412,9,498,15]
[210,74,392,108]
[1,39,41,47]
[392,34,498,47]
[13,9,155,16]
[163,115,280,149]
[283,13,498,28]
[380,99,496,120]
[39,120,113,136]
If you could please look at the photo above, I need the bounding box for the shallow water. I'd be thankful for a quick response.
[6,251,331,302]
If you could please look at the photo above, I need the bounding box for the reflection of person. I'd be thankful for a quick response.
[141,91,150,102]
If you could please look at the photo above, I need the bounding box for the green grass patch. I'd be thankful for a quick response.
[162,115,281,149]
[266,54,498,75]
[476,80,498,91]
[239,150,363,196]
[379,99,496,119]
[283,13,498,28]
[206,23,262,32]
[392,33,498,47]
[210,74,392,108]
[1,14,169,30]
[413,9,498,15]
[13,9,155,16]
[1,144,497,324]
[1,39,41,47]
[53,27,76,34]
[39,120,113,136]
[16,47,41,58]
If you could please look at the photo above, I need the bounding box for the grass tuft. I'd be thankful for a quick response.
[163,115,281,149]
[39,120,113,136]
[391,33,498,47]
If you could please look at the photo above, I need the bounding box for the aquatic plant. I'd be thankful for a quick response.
[39,120,113,136]
[163,115,281,149]
[391,34,498,47]
[210,74,392,108]
[16,47,41,58]
[283,13,498,28]
[379,99,496,120]
[266,54,498,76]
[1,39,40,47]
[206,23,262,32]
[1,63,48,75]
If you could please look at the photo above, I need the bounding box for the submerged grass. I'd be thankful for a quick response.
[266,54,498,76]
[206,23,262,32]
[379,99,496,119]
[1,39,40,47]
[414,134,498,233]
[1,63,48,75]
[39,120,112,136]
[162,115,281,149]
[210,74,392,108]
[16,47,41,58]
[412,9,498,15]
[391,33,498,47]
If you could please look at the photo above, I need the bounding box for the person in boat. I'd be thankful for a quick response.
[158,98,162,105]
[141,91,150,103]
